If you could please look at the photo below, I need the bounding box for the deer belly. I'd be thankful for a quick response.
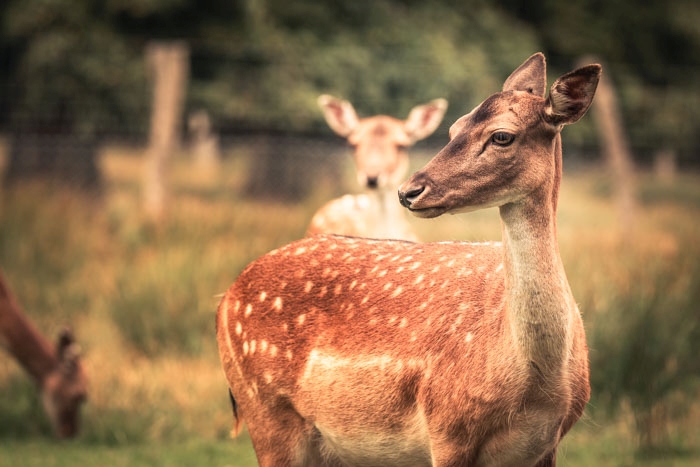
[295,348,432,466]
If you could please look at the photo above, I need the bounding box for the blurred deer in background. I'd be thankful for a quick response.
[217,53,600,466]
[307,95,447,241]
[0,270,87,438]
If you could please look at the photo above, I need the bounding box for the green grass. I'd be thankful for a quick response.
[0,146,699,465]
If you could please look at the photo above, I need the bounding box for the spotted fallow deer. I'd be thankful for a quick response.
[216,53,600,466]
[307,95,447,241]
[0,270,87,438]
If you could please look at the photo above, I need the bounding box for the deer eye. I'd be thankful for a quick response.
[491,131,514,146]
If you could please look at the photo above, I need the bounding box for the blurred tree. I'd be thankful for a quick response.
[499,0,700,165]
[0,0,699,190]
[1,0,148,188]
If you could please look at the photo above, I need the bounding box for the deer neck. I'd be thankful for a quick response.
[498,136,574,377]
[0,292,58,388]
[376,188,403,220]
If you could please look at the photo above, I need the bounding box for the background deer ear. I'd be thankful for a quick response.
[502,53,547,97]
[544,64,602,126]
[57,327,82,375]
[57,327,75,358]
[318,95,359,137]
[404,98,448,143]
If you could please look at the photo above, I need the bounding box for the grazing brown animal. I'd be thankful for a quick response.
[217,53,600,466]
[307,95,447,241]
[0,270,87,438]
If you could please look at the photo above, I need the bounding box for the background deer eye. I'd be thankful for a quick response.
[491,131,514,146]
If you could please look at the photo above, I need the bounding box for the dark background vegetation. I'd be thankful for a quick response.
[1,0,699,167]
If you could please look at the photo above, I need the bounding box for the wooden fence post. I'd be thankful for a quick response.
[582,56,637,233]
[143,41,189,221]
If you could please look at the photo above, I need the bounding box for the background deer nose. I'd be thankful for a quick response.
[398,185,424,208]
[366,176,379,189]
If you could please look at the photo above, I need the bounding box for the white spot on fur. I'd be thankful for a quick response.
[242,341,249,355]
[260,340,269,353]
[391,286,404,298]
[399,317,408,328]
[295,246,307,255]
[495,263,504,273]
[465,332,474,343]
[259,291,267,302]
[305,281,313,293]
[250,340,257,355]
[264,372,273,384]
[270,344,279,357]
[235,321,242,336]
[273,297,283,311]
[334,284,342,295]
[298,314,306,325]
[244,304,253,318]
[414,274,424,285]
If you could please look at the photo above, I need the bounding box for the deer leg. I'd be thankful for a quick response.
[429,439,475,467]
[244,400,330,467]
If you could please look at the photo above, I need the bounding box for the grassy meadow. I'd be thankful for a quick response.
[0,142,699,466]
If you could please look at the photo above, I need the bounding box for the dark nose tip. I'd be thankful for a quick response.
[366,177,379,189]
[398,186,425,208]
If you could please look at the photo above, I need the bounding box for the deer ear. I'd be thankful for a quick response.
[545,64,602,126]
[318,95,359,137]
[502,53,547,97]
[57,327,81,375]
[404,98,448,143]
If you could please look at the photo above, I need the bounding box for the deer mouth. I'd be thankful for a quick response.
[407,205,449,218]
[398,182,451,218]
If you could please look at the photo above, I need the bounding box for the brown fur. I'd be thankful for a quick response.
[217,53,601,466]
[0,270,87,438]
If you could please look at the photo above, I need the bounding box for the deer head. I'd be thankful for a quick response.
[399,54,600,218]
[318,95,447,190]
[41,327,87,438]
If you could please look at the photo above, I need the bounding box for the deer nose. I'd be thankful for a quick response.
[398,185,425,208]
[366,176,379,189]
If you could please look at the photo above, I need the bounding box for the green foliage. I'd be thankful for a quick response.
[2,0,698,163]
[0,376,52,438]
[588,247,700,450]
